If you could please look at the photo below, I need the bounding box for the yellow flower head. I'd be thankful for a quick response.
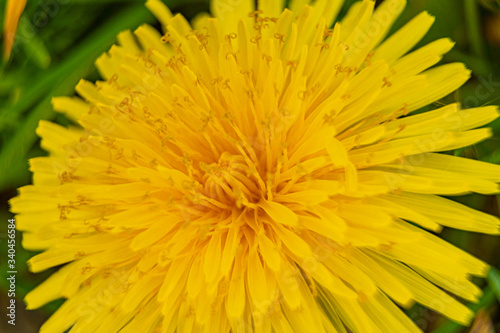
[10,0,500,332]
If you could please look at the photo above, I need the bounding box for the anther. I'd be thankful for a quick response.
[323,28,334,39]
[211,76,224,85]
[250,35,261,45]
[107,74,118,84]
[132,150,141,160]
[226,52,237,60]
[315,43,330,52]
[274,33,286,43]
[382,77,392,88]
[225,33,237,42]
[81,263,94,274]
[339,42,350,50]
[75,251,86,259]
[150,158,158,168]
[262,54,272,63]
[364,51,374,67]
[161,34,170,43]
[248,10,264,18]
[119,98,129,107]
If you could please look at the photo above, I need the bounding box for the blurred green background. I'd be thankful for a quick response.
[0,0,499,332]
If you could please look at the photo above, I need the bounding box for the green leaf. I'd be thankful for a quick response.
[465,0,488,59]
[16,16,52,69]
[488,267,500,303]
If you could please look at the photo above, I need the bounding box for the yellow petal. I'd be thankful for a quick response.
[373,11,435,64]
[259,199,299,226]
[259,234,282,271]
[211,0,254,35]
[146,0,173,28]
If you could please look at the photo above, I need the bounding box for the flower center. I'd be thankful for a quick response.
[199,151,264,208]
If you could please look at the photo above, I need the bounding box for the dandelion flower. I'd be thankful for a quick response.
[3,0,27,61]
[11,0,500,332]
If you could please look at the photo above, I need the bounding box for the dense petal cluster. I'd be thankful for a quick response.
[11,0,500,332]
